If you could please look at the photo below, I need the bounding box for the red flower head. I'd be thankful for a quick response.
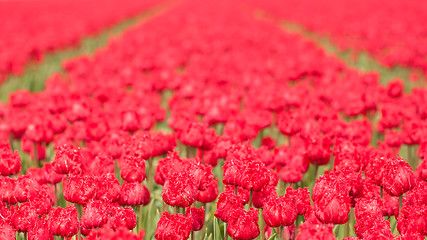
[108,206,137,231]
[11,202,38,232]
[304,135,332,166]
[186,206,205,231]
[314,191,351,225]
[196,178,219,203]
[286,187,311,215]
[261,137,276,150]
[296,223,336,240]
[162,171,197,208]
[277,111,302,136]
[252,185,276,209]
[86,225,141,240]
[120,155,146,183]
[86,153,115,176]
[119,182,150,206]
[381,157,416,196]
[397,204,427,236]
[154,151,188,185]
[223,143,269,191]
[0,177,17,204]
[224,185,250,205]
[15,175,39,203]
[155,212,192,240]
[81,200,113,229]
[387,78,403,98]
[215,191,245,223]
[44,162,63,184]
[63,174,97,205]
[0,142,21,176]
[28,217,53,240]
[262,194,297,227]
[177,122,217,150]
[227,208,260,240]
[0,219,15,240]
[190,161,214,191]
[48,206,79,237]
[96,174,121,203]
[354,197,393,239]
[52,144,82,175]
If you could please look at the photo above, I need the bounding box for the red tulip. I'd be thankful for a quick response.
[0,219,15,240]
[108,206,137,230]
[162,171,197,208]
[63,174,97,205]
[155,212,192,240]
[82,200,112,229]
[48,206,79,237]
[186,206,205,231]
[52,144,82,175]
[0,142,21,176]
[296,223,336,240]
[196,178,219,203]
[263,194,297,227]
[11,202,38,232]
[227,208,260,240]
[28,217,53,240]
[381,157,416,196]
[96,174,121,203]
[215,191,245,223]
[119,182,150,206]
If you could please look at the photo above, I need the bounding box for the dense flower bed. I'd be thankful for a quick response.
[248,0,427,75]
[0,0,426,239]
[0,0,162,82]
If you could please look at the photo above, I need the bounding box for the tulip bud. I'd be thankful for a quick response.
[196,178,219,203]
[186,206,205,231]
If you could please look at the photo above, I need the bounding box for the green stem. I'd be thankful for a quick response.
[224,222,228,240]
[399,195,403,218]
[249,190,253,208]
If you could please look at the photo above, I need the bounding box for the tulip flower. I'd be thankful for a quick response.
[186,206,205,231]
[119,181,150,206]
[162,171,197,208]
[48,206,79,237]
[227,208,260,240]
[155,212,192,240]
[0,142,21,176]
[63,174,97,205]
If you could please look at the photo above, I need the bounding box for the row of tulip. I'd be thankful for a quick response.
[0,0,163,83]
[248,0,427,76]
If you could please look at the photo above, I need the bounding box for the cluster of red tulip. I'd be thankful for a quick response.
[0,0,162,82]
[1,0,427,239]
[248,0,427,76]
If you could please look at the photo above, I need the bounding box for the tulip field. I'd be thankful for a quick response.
[1,0,427,239]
